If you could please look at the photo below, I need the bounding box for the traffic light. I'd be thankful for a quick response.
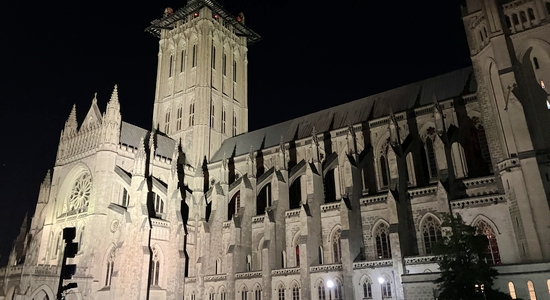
[65,242,78,258]
[57,227,79,300]
[62,264,77,280]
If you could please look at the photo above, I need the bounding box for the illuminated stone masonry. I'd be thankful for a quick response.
[2,0,550,299]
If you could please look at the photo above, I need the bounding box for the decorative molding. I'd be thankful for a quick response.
[310,264,343,273]
[204,274,227,282]
[235,271,262,278]
[320,202,340,212]
[271,267,300,276]
[353,259,393,269]
[285,209,300,218]
[361,195,387,206]
[404,255,439,265]
[252,215,265,223]
[451,195,506,209]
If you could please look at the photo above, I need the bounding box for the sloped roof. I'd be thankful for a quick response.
[120,122,176,158]
[211,67,476,162]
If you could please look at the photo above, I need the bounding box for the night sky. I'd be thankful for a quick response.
[0,0,470,264]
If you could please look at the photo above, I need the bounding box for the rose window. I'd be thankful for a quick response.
[69,173,92,213]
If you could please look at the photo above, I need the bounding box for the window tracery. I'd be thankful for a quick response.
[362,278,373,299]
[292,283,300,300]
[105,249,115,286]
[475,219,501,265]
[375,223,392,259]
[150,246,160,286]
[422,215,442,255]
[332,229,342,263]
[68,173,92,214]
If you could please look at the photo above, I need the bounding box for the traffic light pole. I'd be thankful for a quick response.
[57,227,78,300]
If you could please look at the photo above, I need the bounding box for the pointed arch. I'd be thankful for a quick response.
[332,277,343,299]
[330,226,342,263]
[150,244,164,286]
[316,278,326,300]
[473,217,501,265]
[290,280,300,300]
[218,286,228,300]
[253,283,262,300]
[360,275,373,299]
[31,284,55,300]
[508,281,517,299]
[103,244,116,287]
[276,281,286,300]
[380,273,392,298]
[373,220,392,259]
[240,284,249,300]
[419,213,442,255]
[527,280,536,300]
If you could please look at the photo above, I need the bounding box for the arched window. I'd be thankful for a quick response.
[219,287,227,300]
[169,55,173,77]
[375,223,392,259]
[534,57,540,70]
[216,258,222,274]
[191,291,196,300]
[422,215,442,255]
[479,30,484,42]
[318,284,326,300]
[332,229,342,263]
[380,155,389,187]
[381,278,392,298]
[222,53,227,76]
[546,279,550,296]
[153,192,164,215]
[425,136,438,179]
[257,183,271,215]
[295,245,300,267]
[233,114,238,136]
[208,289,215,300]
[254,285,262,300]
[508,282,517,299]
[164,111,171,133]
[189,102,195,126]
[323,168,337,203]
[192,44,197,67]
[527,280,536,300]
[176,106,183,131]
[505,15,512,30]
[150,246,160,286]
[228,191,240,220]
[520,11,527,23]
[292,284,300,300]
[334,281,343,300]
[362,278,373,299]
[105,249,115,286]
[278,285,286,300]
[222,108,226,134]
[211,45,216,69]
[289,177,302,210]
[180,50,185,72]
[78,226,85,252]
[512,14,519,25]
[121,188,129,207]
[246,255,251,272]
[318,246,323,265]
[475,219,501,265]
[211,105,215,128]
[528,8,535,21]
[241,286,248,300]
[233,60,237,82]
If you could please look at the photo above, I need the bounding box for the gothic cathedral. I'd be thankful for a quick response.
[2,0,550,299]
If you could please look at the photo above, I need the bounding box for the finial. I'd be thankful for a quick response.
[138,136,145,151]
[92,92,98,105]
[280,135,285,152]
[110,85,119,104]
[44,170,51,185]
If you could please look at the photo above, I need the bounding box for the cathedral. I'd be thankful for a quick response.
[2,0,550,299]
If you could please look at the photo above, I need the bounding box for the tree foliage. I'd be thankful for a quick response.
[433,213,515,300]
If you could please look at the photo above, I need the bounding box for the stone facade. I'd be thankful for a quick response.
[2,0,550,299]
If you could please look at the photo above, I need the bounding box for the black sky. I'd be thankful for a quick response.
[0,0,470,264]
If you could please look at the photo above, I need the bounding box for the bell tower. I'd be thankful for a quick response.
[147,0,260,168]
[462,0,550,261]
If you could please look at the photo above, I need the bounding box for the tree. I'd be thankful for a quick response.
[433,213,516,300]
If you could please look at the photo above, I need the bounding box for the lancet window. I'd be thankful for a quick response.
[475,219,501,265]
[422,215,442,255]
[375,223,392,259]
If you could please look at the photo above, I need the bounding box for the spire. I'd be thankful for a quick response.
[63,104,78,136]
[110,85,119,104]
[42,170,51,187]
